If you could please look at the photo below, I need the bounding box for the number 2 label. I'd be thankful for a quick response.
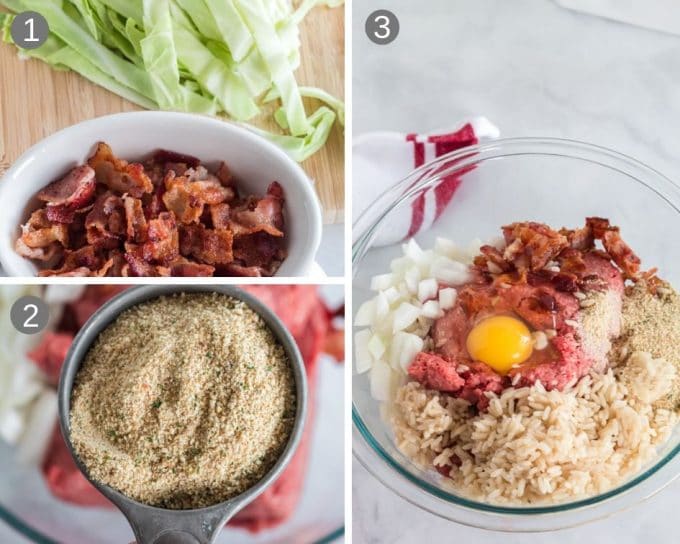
[22,303,39,328]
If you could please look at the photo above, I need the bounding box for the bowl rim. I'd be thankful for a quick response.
[352,136,680,526]
[0,110,322,278]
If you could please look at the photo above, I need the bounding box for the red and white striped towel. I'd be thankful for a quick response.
[353,117,499,246]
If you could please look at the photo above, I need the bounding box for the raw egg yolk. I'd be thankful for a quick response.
[465,315,533,375]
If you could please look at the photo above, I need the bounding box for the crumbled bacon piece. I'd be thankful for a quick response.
[168,257,215,277]
[180,224,234,265]
[141,212,179,264]
[17,209,69,250]
[162,174,204,225]
[216,161,232,186]
[88,143,153,198]
[502,222,569,271]
[37,165,96,209]
[123,196,148,243]
[216,263,263,277]
[152,149,200,169]
[230,182,285,237]
[585,217,641,279]
[210,203,231,230]
[17,143,287,276]
[39,246,102,277]
[475,245,511,273]
[561,225,594,251]
[233,232,285,271]
[85,192,125,250]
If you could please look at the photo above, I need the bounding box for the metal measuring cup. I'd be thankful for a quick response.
[57,285,308,544]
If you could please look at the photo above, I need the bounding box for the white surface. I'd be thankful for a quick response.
[317,224,344,277]
[353,0,680,542]
[0,111,322,278]
[557,0,680,36]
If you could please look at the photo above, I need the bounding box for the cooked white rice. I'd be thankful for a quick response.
[392,351,677,505]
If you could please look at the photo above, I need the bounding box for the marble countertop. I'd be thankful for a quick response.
[353,0,680,542]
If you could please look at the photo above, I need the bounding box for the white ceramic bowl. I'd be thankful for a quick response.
[0,111,322,277]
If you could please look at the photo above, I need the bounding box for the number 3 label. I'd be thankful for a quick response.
[10,296,49,334]
[366,10,400,45]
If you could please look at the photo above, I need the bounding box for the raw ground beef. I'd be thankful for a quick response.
[409,254,623,409]
[30,285,343,532]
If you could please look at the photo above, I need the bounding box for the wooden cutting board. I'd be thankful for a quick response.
[0,6,344,224]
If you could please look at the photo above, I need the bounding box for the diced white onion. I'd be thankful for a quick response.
[368,334,386,360]
[354,299,375,327]
[16,389,58,466]
[434,236,459,257]
[404,266,421,294]
[383,286,400,304]
[376,292,391,319]
[392,302,421,333]
[370,360,393,401]
[403,238,425,262]
[421,300,443,319]
[43,285,85,305]
[417,278,439,302]
[354,330,373,374]
[0,409,23,445]
[439,288,458,309]
[370,273,393,291]
[395,332,424,372]
[430,256,471,285]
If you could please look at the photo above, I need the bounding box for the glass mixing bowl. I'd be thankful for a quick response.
[352,137,680,532]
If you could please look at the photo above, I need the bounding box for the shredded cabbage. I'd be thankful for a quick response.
[0,0,344,161]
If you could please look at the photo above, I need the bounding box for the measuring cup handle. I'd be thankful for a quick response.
[118,502,239,544]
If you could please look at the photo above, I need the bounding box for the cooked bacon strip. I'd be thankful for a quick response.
[141,212,179,264]
[474,245,511,273]
[233,232,285,270]
[85,193,125,250]
[210,203,230,230]
[123,245,170,277]
[39,266,91,277]
[230,182,284,237]
[216,162,232,187]
[189,179,234,205]
[561,225,594,251]
[39,246,101,277]
[18,209,69,249]
[162,174,204,224]
[96,250,128,277]
[89,143,153,198]
[46,204,78,224]
[502,222,569,271]
[123,196,148,243]
[602,230,641,279]
[153,149,200,169]
[216,263,263,277]
[586,217,641,279]
[37,165,96,208]
[15,239,62,262]
[180,224,233,265]
[168,257,215,277]
[556,248,586,275]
